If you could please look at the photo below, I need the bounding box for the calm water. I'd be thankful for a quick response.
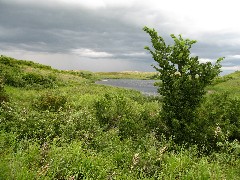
[96,79,158,95]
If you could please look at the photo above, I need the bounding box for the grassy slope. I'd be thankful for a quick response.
[95,71,159,80]
[1,56,240,179]
[207,71,240,97]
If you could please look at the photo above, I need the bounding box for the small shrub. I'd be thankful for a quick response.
[0,55,57,89]
[22,72,57,89]
[0,55,16,66]
[79,71,94,79]
[0,78,9,104]
[95,93,131,129]
[94,93,147,138]
[34,92,67,112]
[195,93,240,151]
[212,76,233,85]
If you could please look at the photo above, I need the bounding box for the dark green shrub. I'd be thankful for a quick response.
[0,55,16,66]
[0,78,8,104]
[79,71,94,79]
[0,62,25,87]
[94,93,147,138]
[196,93,240,149]
[95,93,129,129]
[118,117,142,139]
[143,26,223,144]
[34,92,67,112]
[0,55,57,88]
[22,72,57,89]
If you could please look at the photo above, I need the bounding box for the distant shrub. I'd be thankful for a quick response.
[79,71,94,79]
[0,55,57,89]
[0,55,16,66]
[0,55,52,70]
[0,60,24,87]
[16,59,52,70]
[0,78,9,104]
[34,92,67,112]
[211,76,233,85]
[22,72,57,89]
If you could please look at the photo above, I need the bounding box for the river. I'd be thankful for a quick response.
[96,79,158,96]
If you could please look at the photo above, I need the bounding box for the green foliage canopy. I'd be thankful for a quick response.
[143,26,224,143]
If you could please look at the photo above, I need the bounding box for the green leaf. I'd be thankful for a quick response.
[178,53,183,58]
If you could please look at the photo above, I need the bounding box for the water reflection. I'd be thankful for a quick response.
[96,79,158,96]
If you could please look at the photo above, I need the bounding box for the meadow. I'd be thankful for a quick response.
[0,55,240,179]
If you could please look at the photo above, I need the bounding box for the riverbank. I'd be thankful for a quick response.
[94,71,159,80]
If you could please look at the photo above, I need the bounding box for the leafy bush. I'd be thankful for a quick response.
[143,26,223,144]
[0,55,57,89]
[95,93,134,129]
[22,72,57,89]
[95,93,148,139]
[94,93,161,140]
[79,71,95,79]
[0,61,24,87]
[0,55,16,66]
[195,93,240,150]
[34,91,67,112]
[0,78,8,104]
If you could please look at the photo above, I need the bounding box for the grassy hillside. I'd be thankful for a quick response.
[95,71,158,80]
[0,55,240,179]
[207,71,240,97]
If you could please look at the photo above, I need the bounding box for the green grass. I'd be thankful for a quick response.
[207,71,240,98]
[95,71,159,80]
[0,55,240,179]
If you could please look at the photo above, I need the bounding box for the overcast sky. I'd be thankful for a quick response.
[0,0,240,74]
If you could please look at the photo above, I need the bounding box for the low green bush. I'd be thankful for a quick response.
[22,72,57,89]
[95,93,135,129]
[0,78,8,104]
[95,93,146,138]
[33,91,67,112]
[194,93,240,151]
[94,93,161,140]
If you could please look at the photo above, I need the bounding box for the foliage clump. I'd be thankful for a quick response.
[0,78,8,105]
[0,55,57,89]
[34,92,67,112]
[143,26,224,144]
[95,93,161,139]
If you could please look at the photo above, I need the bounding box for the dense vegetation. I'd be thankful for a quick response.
[0,55,240,179]
[143,27,224,147]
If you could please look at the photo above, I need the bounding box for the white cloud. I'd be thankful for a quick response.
[199,58,215,63]
[228,55,240,59]
[143,0,240,33]
[222,66,240,71]
[123,52,147,57]
[71,48,113,58]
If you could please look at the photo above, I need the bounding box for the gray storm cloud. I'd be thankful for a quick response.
[0,0,239,74]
